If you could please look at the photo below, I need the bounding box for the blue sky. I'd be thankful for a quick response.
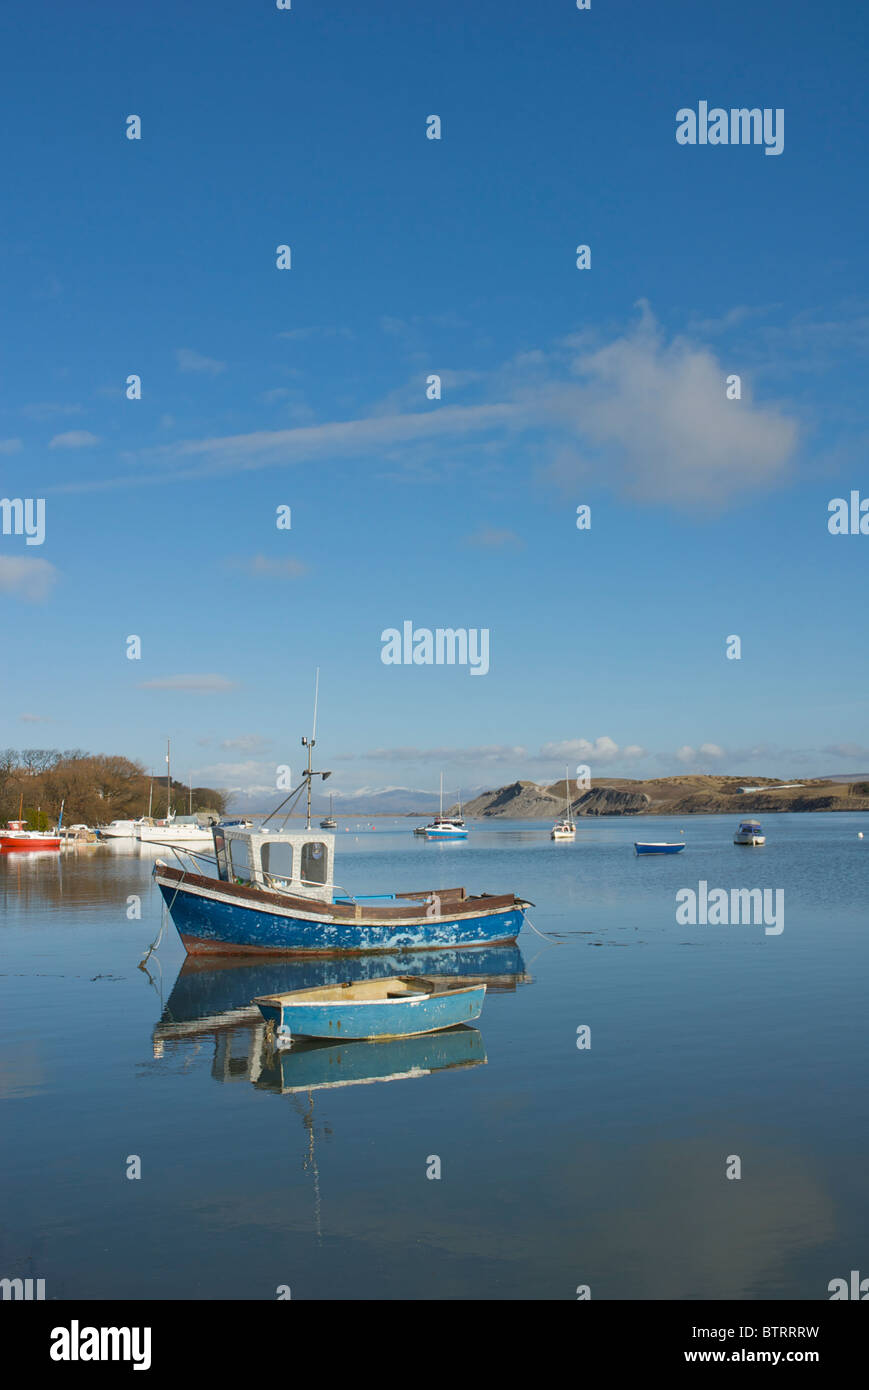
[1,0,867,805]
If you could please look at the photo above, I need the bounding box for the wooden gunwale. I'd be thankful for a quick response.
[155,864,518,921]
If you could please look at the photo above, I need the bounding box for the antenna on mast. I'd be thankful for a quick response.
[300,667,330,830]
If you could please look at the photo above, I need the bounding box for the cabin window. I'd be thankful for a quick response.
[300,841,328,885]
[213,831,230,882]
[229,838,251,881]
[261,840,293,884]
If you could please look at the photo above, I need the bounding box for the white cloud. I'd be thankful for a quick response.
[0,556,58,601]
[539,737,646,765]
[49,430,100,449]
[542,303,797,504]
[0,438,23,454]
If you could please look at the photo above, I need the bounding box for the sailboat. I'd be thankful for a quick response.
[550,767,576,840]
[423,775,469,840]
[135,741,213,847]
[320,795,337,830]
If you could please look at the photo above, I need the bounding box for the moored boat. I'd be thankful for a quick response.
[634,841,685,855]
[550,766,576,840]
[319,795,337,830]
[153,729,527,955]
[422,775,469,840]
[734,819,765,846]
[0,819,61,852]
[254,976,486,1041]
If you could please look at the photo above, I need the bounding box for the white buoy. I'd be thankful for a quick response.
[859,832,864,840]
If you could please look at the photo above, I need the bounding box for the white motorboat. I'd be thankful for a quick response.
[734,819,765,846]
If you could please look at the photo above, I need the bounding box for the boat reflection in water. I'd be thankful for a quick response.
[150,944,530,1089]
[256,1026,486,1094]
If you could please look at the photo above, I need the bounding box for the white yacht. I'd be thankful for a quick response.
[99,818,149,840]
[550,767,576,840]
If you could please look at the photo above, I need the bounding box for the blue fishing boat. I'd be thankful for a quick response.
[254,976,486,1041]
[634,841,686,855]
[153,722,527,956]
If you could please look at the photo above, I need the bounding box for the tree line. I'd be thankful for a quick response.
[0,749,228,829]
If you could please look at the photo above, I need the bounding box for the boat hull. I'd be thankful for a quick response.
[0,835,60,852]
[155,867,525,956]
[255,984,486,1040]
[634,842,685,855]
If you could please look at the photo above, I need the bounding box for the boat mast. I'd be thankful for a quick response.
[188,772,192,815]
[565,765,571,821]
[439,771,443,819]
[301,667,327,831]
[166,739,171,819]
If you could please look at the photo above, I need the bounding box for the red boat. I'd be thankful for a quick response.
[0,819,61,852]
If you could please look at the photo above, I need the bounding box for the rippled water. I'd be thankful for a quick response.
[1,813,866,1299]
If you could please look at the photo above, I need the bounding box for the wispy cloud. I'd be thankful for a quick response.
[138,674,238,693]
[464,527,524,550]
[49,306,801,507]
[276,326,353,342]
[0,438,23,454]
[19,712,53,723]
[21,402,82,420]
[49,430,100,449]
[220,734,272,753]
[0,556,58,601]
[229,555,307,579]
[175,348,226,375]
[340,745,528,765]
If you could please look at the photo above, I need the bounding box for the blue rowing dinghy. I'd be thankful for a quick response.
[634,842,686,855]
[254,975,486,1041]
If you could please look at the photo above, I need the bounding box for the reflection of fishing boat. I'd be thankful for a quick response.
[734,819,765,846]
[255,1027,486,1094]
[154,730,525,955]
[634,842,685,855]
[254,976,486,1041]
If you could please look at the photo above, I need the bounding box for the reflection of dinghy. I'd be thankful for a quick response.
[254,976,486,1041]
[634,842,685,855]
[255,1027,486,1093]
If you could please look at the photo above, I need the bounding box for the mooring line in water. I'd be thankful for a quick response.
[138,905,167,970]
[520,908,559,943]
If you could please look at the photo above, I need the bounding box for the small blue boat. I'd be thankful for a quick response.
[634,841,686,855]
[254,975,486,1041]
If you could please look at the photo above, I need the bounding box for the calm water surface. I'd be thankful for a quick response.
[1,814,867,1300]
